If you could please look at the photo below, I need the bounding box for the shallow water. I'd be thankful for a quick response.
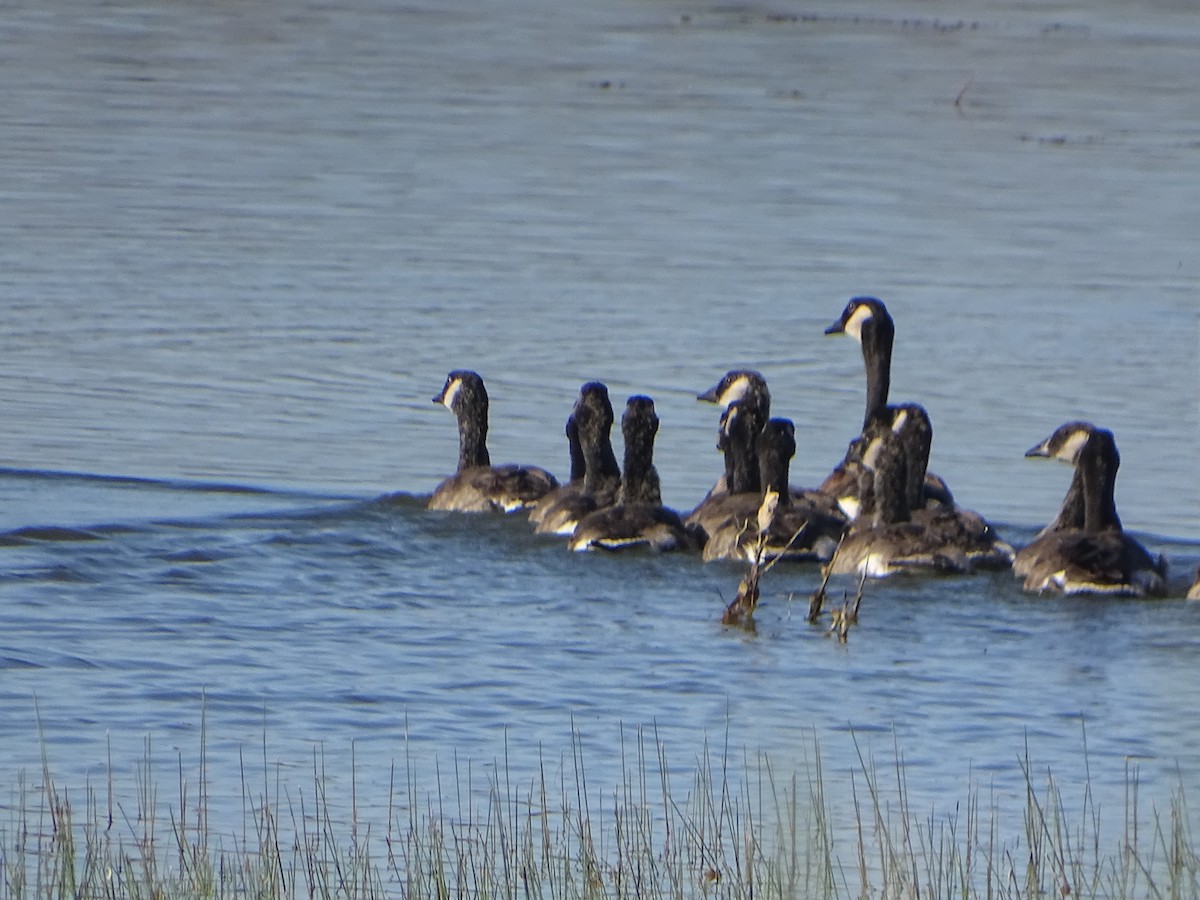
[1,0,1199,867]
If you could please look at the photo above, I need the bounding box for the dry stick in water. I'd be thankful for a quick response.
[829,572,867,643]
[722,492,810,627]
[849,571,866,620]
[806,533,846,623]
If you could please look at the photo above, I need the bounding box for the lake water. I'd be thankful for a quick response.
[1,0,1199,882]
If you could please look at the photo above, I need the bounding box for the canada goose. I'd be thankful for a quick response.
[1014,422,1166,597]
[532,382,622,535]
[823,297,953,516]
[828,428,1013,577]
[428,370,558,513]
[686,399,766,540]
[700,417,847,563]
[695,369,771,497]
[569,396,700,552]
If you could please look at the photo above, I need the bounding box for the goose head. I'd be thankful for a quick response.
[434,369,488,416]
[1026,422,1122,533]
[434,370,490,469]
[697,369,771,417]
[1024,421,1096,464]
[825,296,895,347]
[573,382,614,435]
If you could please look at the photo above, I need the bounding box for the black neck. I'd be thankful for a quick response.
[580,427,620,496]
[565,416,585,483]
[575,386,621,496]
[456,406,490,470]
[619,411,661,506]
[723,442,759,495]
[619,458,661,506]
[1080,431,1122,532]
[720,405,764,494]
[582,446,620,495]
[757,420,795,507]
[624,400,662,508]
[1049,467,1086,531]
[861,315,895,430]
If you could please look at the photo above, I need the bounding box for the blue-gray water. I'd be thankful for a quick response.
[1,0,1199,867]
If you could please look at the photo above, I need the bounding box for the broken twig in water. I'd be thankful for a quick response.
[828,571,867,643]
[722,491,810,628]
[807,532,846,623]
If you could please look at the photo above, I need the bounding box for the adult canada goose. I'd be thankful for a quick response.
[532,382,622,535]
[695,369,771,497]
[823,297,952,517]
[1014,422,1166,597]
[700,417,847,563]
[687,399,767,540]
[828,428,1013,577]
[428,370,557,513]
[687,400,769,544]
[569,396,700,552]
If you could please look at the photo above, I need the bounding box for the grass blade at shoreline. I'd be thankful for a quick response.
[2,725,1197,899]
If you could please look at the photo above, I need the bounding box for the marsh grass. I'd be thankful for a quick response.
[2,722,1197,899]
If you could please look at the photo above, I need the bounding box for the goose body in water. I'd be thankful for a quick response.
[569,396,700,552]
[533,382,623,535]
[428,370,557,513]
[823,297,952,517]
[829,428,1013,577]
[1015,422,1166,597]
[700,417,847,563]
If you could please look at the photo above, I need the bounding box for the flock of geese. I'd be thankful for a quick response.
[428,297,1191,600]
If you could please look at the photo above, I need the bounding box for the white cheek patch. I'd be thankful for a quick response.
[722,405,741,436]
[862,435,886,470]
[717,375,751,408]
[891,408,909,433]
[843,304,873,344]
[1057,429,1090,462]
[440,377,462,410]
[838,496,862,521]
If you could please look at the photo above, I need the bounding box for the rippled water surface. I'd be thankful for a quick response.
[1,0,1199,865]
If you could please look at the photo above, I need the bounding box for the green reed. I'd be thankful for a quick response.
[2,723,1197,899]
